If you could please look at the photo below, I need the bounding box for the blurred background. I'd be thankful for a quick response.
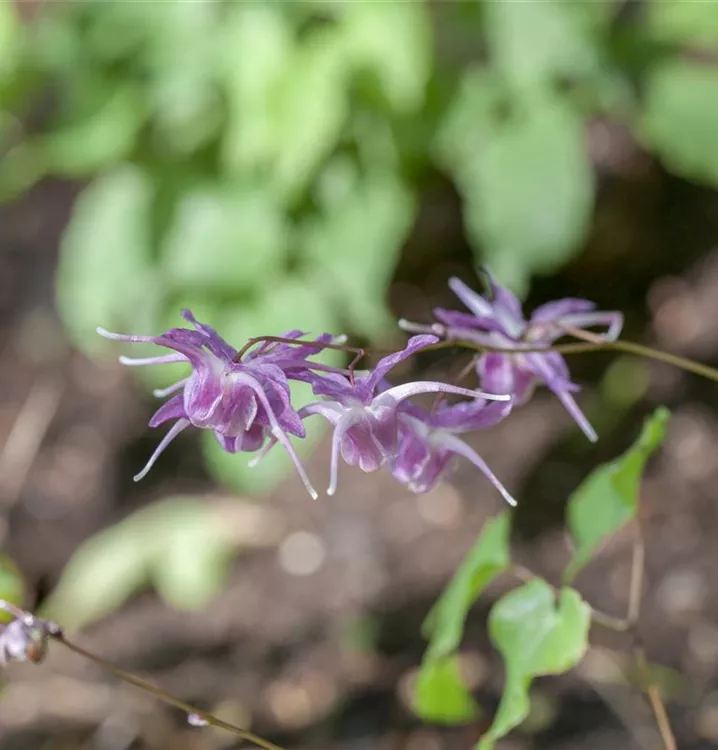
[2,0,718,748]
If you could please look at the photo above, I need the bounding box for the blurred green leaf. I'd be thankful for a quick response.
[0,139,47,203]
[57,166,157,351]
[440,89,594,291]
[143,0,222,153]
[202,278,340,496]
[43,85,144,176]
[641,60,718,187]
[43,498,234,628]
[0,3,19,85]
[478,581,590,749]
[413,655,481,725]
[340,1,431,112]
[485,0,599,93]
[220,3,293,175]
[423,513,511,659]
[647,0,718,49]
[162,184,290,295]
[0,555,25,623]
[301,165,414,337]
[564,408,670,583]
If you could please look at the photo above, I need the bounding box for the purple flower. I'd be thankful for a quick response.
[399,274,623,442]
[0,601,60,666]
[98,311,340,499]
[391,398,515,505]
[292,335,511,495]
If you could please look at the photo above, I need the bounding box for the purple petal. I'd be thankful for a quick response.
[434,308,506,335]
[554,311,624,342]
[134,419,190,481]
[148,394,187,427]
[488,278,524,321]
[365,335,439,391]
[448,277,494,318]
[442,435,516,505]
[327,411,367,495]
[523,354,597,442]
[180,309,237,360]
[431,399,512,432]
[478,354,517,396]
[530,298,595,324]
[380,380,511,404]
[233,372,318,499]
[182,363,224,427]
[391,424,432,487]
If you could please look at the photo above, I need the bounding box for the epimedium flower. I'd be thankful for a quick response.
[98,311,343,499]
[279,334,512,495]
[391,398,515,505]
[399,273,623,442]
[0,601,60,667]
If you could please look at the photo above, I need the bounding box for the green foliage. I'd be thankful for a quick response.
[413,655,481,724]
[423,513,511,659]
[484,0,599,94]
[564,407,670,583]
[57,165,157,350]
[647,0,718,49]
[43,497,236,629]
[414,513,510,724]
[0,555,25,624]
[641,60,718,187]
[478,582,591,749]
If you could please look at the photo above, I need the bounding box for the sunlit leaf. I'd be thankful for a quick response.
[641,60,718,187]
[564,408,670,583]
[161,183,290,294]
[43,498,235,627]
[43,85,145,175]
[57,166,158,352]
[413,655,481,724]
[339,0,432,112]
[301,165,414,337]
[478,581,590,749]
[440,88,593,291]
[484,0,599,93]
[0,555,25,624]
[423,513,511,659]
[647,0,718,49]
[0,2,19,85]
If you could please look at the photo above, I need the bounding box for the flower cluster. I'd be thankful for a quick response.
[0,601,59,667]
[98,273,621,506]
[400,273,623,442]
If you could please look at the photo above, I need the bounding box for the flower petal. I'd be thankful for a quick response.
[134,419,190,481]
[442,435,516,505]
[365,335,439,391]
[530,298,595,324]
[148,394,187,427]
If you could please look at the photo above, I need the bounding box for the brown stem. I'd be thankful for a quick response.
[52,633,285,750]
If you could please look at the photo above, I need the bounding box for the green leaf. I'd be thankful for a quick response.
[484,0,599,93]
[0,555,25,624]
[301,165,414,337]
[647,0,718,49]
[641,60,718,187]
[202,278,340,496]
[56,166,158,352]
[564,407,670,583]
[161,183,290,295]
[143,0,222,153]
[43,85,145,176]
[220,3,293,176]
[423,513,511,659]
[478,581,590,749]
[43,498,235,628]
[440,89,594,291]
[413,655,481,725]
[0,2,19,85]
[339,1,432,112]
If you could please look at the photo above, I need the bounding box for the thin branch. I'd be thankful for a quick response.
[51,633,285,750]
